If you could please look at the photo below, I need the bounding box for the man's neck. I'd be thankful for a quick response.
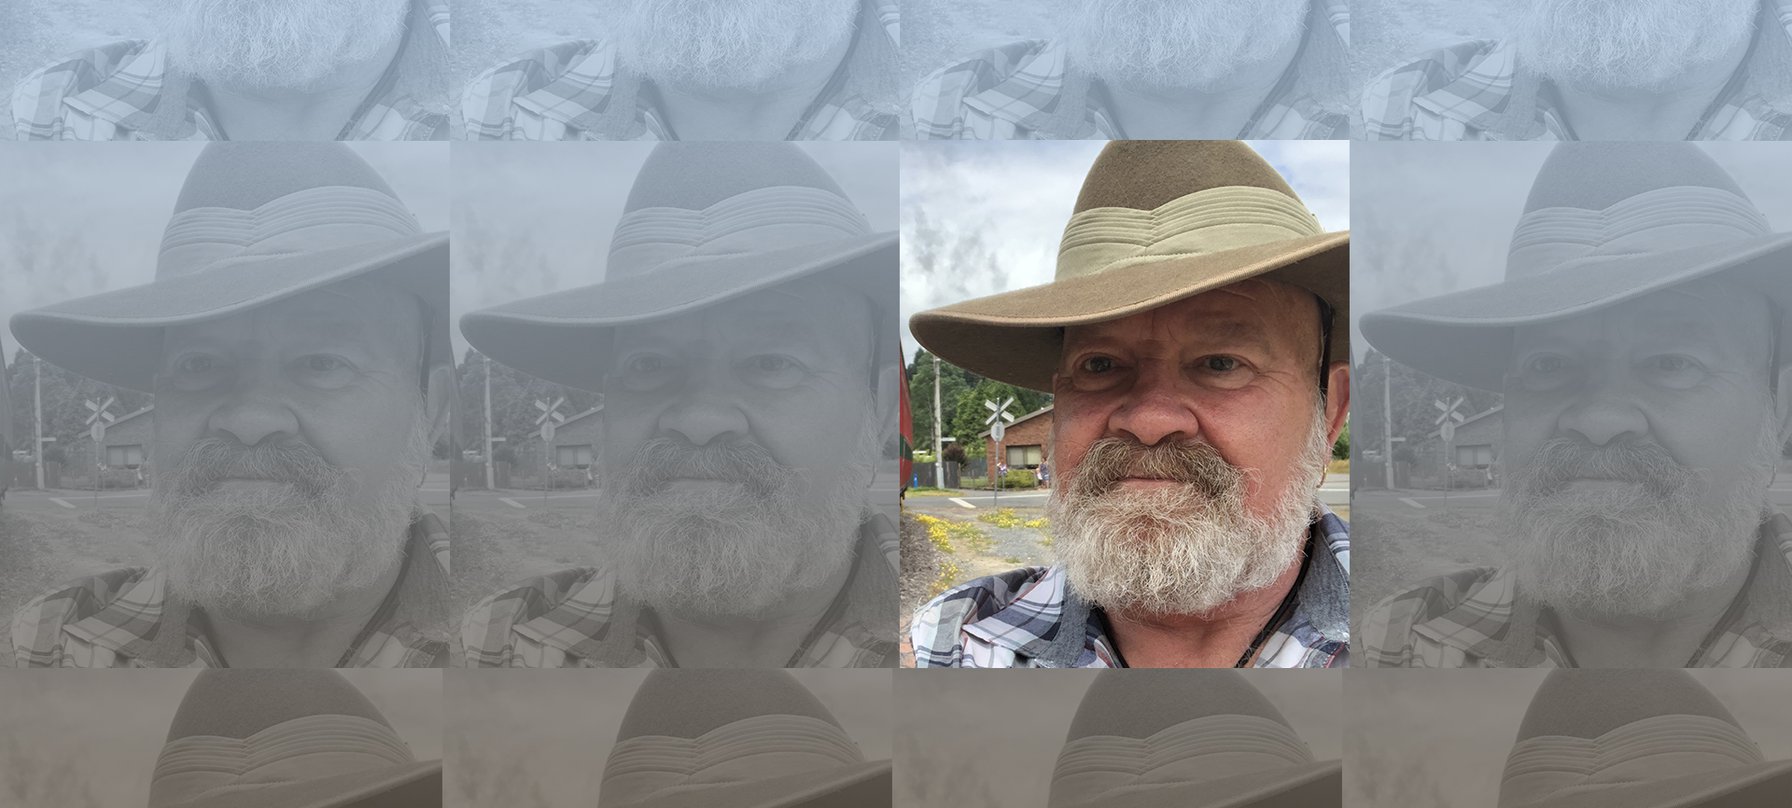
[649,34,853,141]
[1549,557,1755,668]
[204,555,405,668]
[199,33,405,141]
[1098,35,1300,140]
[1104,552,1305,668]
[649,548,857,668]
[1548,36,1752,141]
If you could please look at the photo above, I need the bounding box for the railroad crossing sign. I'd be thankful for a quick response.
[535,397,566,442]
[1434,397,1465,443]
[85,397,116,443]
[985,396,1016,442]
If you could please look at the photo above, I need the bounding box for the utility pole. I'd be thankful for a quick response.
[932,353,944,490]
[33,355,43,490]
[483,354,494,490]
[1382,351,1395,490]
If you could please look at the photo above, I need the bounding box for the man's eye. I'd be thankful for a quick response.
[1079,356,1118,374]
[1201,356,1240,372]
[625,354,670,375]
[1525,354,1567,374]
[1644,355,1697,373]
[740,354,808,389]
[176,355,218,375]
[304,356,345,373]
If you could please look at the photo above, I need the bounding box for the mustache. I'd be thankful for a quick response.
[620,436,789,496]
[1521,437,1694,497]
[1067,437,1245,498]
[164,436,342,497]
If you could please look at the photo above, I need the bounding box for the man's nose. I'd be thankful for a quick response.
[1106,364,1198,447]
[657,394,749,447]
[207,397,300,447]
[1557,380,1648,447]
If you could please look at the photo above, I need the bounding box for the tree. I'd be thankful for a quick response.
[1332,421,1349,460]
[1351,348,1500,463]
[454,348,602,455]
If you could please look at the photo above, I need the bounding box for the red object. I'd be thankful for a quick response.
[898,341,913,496]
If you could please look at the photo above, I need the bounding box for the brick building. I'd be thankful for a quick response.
[980,405,1052,481]
[511,405,604,478]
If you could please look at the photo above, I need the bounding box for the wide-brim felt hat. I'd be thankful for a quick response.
[150,670,442,808]
[1360,142,1792,391]
[1499,670,1792,808]
[599,669,891,808]
[1047,670,1339,808]
[910,140,1348,393]
[461,142,896,393]
[9,142,448,394]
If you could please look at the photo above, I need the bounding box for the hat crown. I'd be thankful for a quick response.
[173,142,402,213]
[1064,669,1294,740]
[166,669,393,741]
[616,669,845,740]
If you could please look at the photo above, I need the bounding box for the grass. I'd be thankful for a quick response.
[976,507,1048,530]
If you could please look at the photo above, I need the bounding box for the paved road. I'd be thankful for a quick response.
[906,475,1352,513]
[1,473,454,514]
[454,470,905,527]
[1355,479,1792,514]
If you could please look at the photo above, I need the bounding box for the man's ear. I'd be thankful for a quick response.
[424,362,454,449]
[1323,360,1350,446]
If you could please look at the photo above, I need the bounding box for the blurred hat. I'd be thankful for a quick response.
[460,142,895,392]
[910,140,1348,392]
[150,670,441,808]
[9,142,448,393]
[1047,670,1340,808]
[599,669,891,808]
[1500,670,1792,808]
[1360,142,1792,391]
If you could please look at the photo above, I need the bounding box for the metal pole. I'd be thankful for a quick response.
[1382,351,1395,490]
[932,353,943,490]
[33,355,43,490]
[483,354,494,490]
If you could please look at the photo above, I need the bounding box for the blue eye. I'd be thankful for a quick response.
[1202,356,1240,372]
[1080,355,1118,374]
[740,354,808,389]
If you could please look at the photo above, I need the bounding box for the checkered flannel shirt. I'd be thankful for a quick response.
[10,512,454,668]
[1357,512,1792,667]
[461,512,900,667]
[11,0,452,140]
[909,505,1350,668]
[1358,0,1792,140]
[459,0,900,140]
[905,0,1350,140]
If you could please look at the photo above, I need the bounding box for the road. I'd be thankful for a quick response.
[905,475,1352,513]
[1356,477,1792,515]
[1,473,454,515]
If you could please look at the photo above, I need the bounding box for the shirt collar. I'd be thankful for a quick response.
[61,0,452,140]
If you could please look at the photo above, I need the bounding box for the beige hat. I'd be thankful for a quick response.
[909,140,1347,392]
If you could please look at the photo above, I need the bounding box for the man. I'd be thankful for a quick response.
[11,0,451,140]
[908,141,1350,668]
[1359,142,1792,668]
[1360,0,1792,140]
[460,0,900,140]
[459,142,901,668]
[9,143,453,668]
[907,0,1351,140]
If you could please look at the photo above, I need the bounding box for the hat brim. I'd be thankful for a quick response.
[910,232,1349,392]
[159,759,442,808]
[1054,759,1342,808]
[1359,232,1792,390]
[9,233,449,393]
[608,759,892,808]
[1507,758,1792,808]
[461,231,896,391]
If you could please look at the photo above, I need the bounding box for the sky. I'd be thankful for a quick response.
[899,139,1350,362]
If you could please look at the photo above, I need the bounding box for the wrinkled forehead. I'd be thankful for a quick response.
[612,278,876,361]
[161,277,426,358]
[1061,278,1322,355]
[1510,278,1774,359]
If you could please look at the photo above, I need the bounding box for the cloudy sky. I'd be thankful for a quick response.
[900,140,1349,363]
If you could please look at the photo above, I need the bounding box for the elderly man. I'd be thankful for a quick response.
[1360,0,1792,140]
[908,141,1350,668]
[907,0,1351,140]
[460,0,900,140]
[1359,143,1792,668]
[11,0,451,140]
[459,142,900,668]
[8,143,452,668]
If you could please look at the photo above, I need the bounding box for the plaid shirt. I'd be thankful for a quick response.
[1357,512,1792,667]
[905,0,1350,140]
[1358,0,1792,140]
[909,505,1350,668]
[10,512,454,668]
[10,0,452,140]
[459,0,900,140]
[461,512,900,667]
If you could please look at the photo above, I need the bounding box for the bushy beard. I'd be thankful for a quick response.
[150,406,429,621]
[619,0,861,91]
[1498,414,1776,620]
[598,403,881,620]
[1517,0,1760,92]
[162,0,411,92]
[1065,0,1310,91]
[1046,398,1332,617]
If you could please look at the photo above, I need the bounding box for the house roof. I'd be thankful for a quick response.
[979,404,1052,440]
[1428,404,1502,440]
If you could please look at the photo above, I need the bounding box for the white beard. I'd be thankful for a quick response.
[1065,0,1311,91]
[620,0,862,91]
[1046,398,1332,617]
[1517,0,1760,92]
[151,405,429,621]
[162,0,411,92]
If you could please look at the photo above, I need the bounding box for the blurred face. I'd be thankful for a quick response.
[1064,0,1311,90]
[150,279,432,620]
[620,0,862,91]
[597,279,882,619]
[1046,279,1346,616]
[1498,279,1781,619]
[1517,0,1760,91]
[161,0,411,91]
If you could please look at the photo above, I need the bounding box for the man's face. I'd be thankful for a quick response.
[161,0,412,91]
[1517,0,1760,92]
[1064,0,1311,91]
[1498,279,1782,618]
[150,279,432,619]
[1046,279,1346,616]
[597,279,882,619]
[620,0,862,91]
